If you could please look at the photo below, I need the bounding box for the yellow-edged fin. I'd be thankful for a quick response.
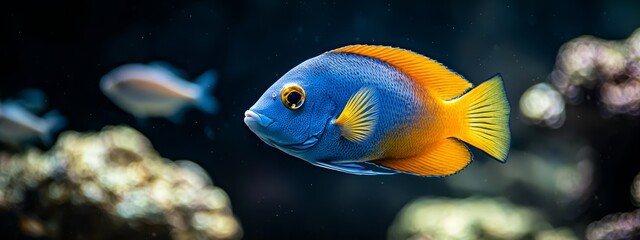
[333,87,378,142]
[452,74,510,162]
[330,45,472,100]
[372,138,471,176]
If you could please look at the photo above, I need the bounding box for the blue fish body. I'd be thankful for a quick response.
[245,45,510,176]
[253,53,423,160]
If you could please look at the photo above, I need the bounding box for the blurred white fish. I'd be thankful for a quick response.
[0,101,66,146]
[100,63,219,123]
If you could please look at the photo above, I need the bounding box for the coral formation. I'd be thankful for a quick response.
[520,28,640,126]
[550,29,640,115]
[585,171,640,240]
[445,146,596,218]
[387,196,577,240]
[519,83,566,128]
[0,126,241,239]
[632,173,640,207]
[586,209,640,240]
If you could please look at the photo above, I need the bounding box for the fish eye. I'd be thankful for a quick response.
[281,83,306,110]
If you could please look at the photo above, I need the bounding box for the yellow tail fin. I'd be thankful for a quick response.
[454,74,510,162]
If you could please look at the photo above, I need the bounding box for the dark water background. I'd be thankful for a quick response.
[3,0,640,239]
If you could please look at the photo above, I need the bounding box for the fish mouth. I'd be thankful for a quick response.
[244,109,329,153]
[244,110,274,128]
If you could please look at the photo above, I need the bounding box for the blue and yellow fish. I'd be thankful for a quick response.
[244,45,510,176]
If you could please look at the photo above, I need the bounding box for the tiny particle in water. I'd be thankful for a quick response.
[205,127,215,139]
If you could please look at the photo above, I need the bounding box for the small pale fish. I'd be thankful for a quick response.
[0,101,66,146]
[244,45,511,176]
[100,62,219,123]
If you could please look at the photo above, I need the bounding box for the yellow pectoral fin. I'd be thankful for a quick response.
[333,87,378,142]
[371,138,471,176]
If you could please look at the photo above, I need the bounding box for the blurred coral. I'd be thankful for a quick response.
[445,144,596,218]
[387,196,577,240]
[520,83,566,128]
[632,172,640,207]
[0,126,241,239]
[586,209,640,240]
[549,29,640,115]
[585,171,640,240]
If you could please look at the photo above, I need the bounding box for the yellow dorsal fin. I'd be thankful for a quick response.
[333,87,378,142]
[330,45,472,100]
[372,138,471,176]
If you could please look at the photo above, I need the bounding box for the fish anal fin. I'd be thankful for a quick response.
[371,138,471,176]
[330,45,472,100]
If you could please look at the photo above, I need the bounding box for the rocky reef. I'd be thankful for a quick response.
[586,171,640,240]
[0,126,241,239]
[387,196,577,240]
[586,208,640,240]
[520,28,640,129]
[551,28,640,116]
